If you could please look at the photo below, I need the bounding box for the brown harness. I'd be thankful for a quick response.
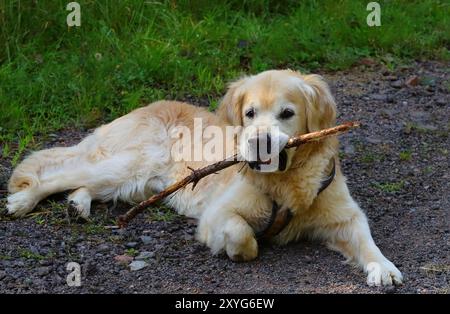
[255,158,336,241]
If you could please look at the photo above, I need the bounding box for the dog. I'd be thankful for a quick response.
[6,70,402,286]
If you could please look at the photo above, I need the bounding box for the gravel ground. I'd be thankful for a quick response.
[0,61,449,294]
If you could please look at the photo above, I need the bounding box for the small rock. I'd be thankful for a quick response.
[24,278,33,286]
[114,254,133,265]
[344,144,355,155]
[129,261,148,271]
[383,285,397,294]
[39,260,52,266]
[371,94,387,101]
[426,85,435,92]
[112,229,126,236]
[125,242,138,248]
[380,109,397,118]
[410,111,429,122]
[385,75,397,81]
[135,251,155,260]
[366,136,382,144]
[390,80,403,89]
[405,75,420,87]
[417,123,438,131]
[36,266,51,277]
[436,98,447,106]
[15,261,25,267]
[30,246,40,255]
[0,271,6,280]
[343,99,352,106]
[139,236,153,245]
[97,244,109,252]
[84,260,98,276]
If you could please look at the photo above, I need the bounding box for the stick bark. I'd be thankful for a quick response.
[117,121,360,227]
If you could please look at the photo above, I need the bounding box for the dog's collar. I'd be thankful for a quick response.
[256,158,336,240]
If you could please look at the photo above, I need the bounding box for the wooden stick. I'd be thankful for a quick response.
[117,121,360,227]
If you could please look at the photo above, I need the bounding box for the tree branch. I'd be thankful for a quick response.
[117,121,360,227]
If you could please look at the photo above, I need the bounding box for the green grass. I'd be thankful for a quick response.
[0,0,449,160]
[18,247,55,260]
[360,151,385,164]
[125,248,139,257]
[148,204,178,222]
[374,181,404,193]
[399,150,412,161]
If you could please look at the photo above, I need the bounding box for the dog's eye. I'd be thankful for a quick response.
[279,108,295,120]
[245,108,255,119]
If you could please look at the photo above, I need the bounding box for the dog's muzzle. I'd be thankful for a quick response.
[242,131,289,172]
[248,149,288,172]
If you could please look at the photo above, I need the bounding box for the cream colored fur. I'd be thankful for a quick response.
[7,70,402,286]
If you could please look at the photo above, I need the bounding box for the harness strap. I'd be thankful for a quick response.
[256,158,336,240]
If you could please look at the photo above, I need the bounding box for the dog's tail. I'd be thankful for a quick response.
[8,146,77,194]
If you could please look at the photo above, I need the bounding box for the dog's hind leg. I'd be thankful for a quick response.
[6,146,82,217]
[67,187,92,219]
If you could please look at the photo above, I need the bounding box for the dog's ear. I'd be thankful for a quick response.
[217,77,248,125]
[302,74,337,132]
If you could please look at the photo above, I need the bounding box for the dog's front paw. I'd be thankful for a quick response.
[223,217,258,262]
[6,191,37,217]
[225,234,258,262]
[197,214,258,262]
[366,260,403,286]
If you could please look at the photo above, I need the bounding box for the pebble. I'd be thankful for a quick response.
[139,236,153,245]
[30,246,40,255]
[15,261,25,267]
[383,285,397,294]
[135,251,155,260]
[114,254,133,265]
[97,244,110,252]
[84,260,98,276]
[405,75,420,87]
[39,259,52,266]
[129,261,148,271]
[0,271,6,280]
[379,109,397,118]
[36,266,51,277]
[391,80,403,88]
[436,98,447,106]
[24,278,33,285]
[125,242,138,248]
[365,136,382,144]
[371,94,387,101]
[344,144,355,155]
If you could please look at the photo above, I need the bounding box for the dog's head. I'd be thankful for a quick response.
[218,70,336,173]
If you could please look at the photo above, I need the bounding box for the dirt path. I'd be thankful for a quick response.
[0,61,449,293]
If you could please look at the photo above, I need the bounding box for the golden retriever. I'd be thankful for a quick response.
[6,70,402,286]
